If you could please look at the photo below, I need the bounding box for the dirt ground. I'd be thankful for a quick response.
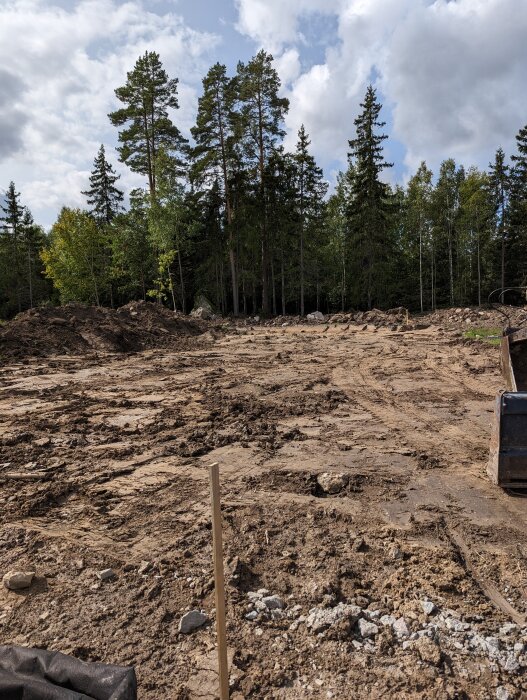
[1,311,527,699]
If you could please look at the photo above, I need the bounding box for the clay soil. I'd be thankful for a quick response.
[1,313,527,698]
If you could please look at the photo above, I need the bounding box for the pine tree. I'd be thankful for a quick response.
[82,145,124,224]
[237,50,289,314]
[190,63,240,314]
[294,125,328,314]
[109,51,186,195]
[347,85,394,309]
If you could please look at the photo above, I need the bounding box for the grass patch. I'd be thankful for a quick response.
[463,327,502,345]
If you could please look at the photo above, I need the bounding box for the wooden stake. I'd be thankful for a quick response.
[209,462,229,700]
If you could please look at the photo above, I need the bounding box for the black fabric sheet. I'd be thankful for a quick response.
[0,646,137,700]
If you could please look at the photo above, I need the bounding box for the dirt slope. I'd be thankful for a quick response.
[0,301,204,361]
[1,322,527,698]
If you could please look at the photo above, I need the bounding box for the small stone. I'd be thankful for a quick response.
[245,611,258,621]
[393,617,410,637]
[178,610,208,634]
[316,472,349,495]
[503,655,520,673]
[421,600,436,616]
[138,560,152,575]
[379,614,396,627]
[389,546,403,560]
[257,588,270,597]
[3,571,35,590]
[496,687,511,700]
[262,595,285,610]
[358,619,379,638]
[97,569,116,582]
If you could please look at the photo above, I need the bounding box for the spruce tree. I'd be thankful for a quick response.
[347,85,393,309]
[190,63,240,314]
[237,50,289,314]
[0,182,25,313]
[294,125,328,314]
[509,126,527,286]
[109,51,186,194]
[82,145,124,224]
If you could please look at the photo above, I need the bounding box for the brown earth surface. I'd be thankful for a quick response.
[1,314,527,699]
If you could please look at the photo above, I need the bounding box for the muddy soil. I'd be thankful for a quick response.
[1,320,527,699]
[0,301,205,361]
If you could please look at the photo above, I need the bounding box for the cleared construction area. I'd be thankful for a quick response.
[1,306,527,698]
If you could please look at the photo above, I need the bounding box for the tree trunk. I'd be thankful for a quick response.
[419,216,423,313]
[281,248,286,316]
[177,249,186,313]
[271,258,276,315]
[27,241,33,309]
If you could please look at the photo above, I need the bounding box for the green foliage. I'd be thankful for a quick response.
[41,208,109,305]
[463,327,501,345]
[0,182,49,316]
[6,54,527,319]
[108,51,187,194]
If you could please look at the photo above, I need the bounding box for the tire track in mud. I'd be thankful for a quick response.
[328,332,493,464]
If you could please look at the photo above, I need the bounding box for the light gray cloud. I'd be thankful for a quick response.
[0,68,28,162]
[238,0,527,181]
[0,0,220,221]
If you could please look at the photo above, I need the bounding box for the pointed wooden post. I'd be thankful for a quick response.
[209,462,229,700]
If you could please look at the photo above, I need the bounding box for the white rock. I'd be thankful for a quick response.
[503,655,520,673]
[307,311,325,322]
[262,595,285,610]
[379,614,397,627]
[316,472,349,495]
[2,571,35,590]
[486,637,501,656]
[306,603,361,634]
[393,617,410,637]
[421,601,436,616]
[358,619,379,638]
[496,687,511,700]
[245,611,258,621]
[179,610,208,634]
[191,306,212,320]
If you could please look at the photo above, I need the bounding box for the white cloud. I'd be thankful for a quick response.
[235,0,341,53]
[0,0,220,223]
[237,0,527,181]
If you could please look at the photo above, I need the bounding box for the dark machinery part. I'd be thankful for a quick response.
[487,288,527,487]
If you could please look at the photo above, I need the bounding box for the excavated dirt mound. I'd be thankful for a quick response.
[0,302,204,361]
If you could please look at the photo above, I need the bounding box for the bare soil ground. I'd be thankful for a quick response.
[1,309,527,699]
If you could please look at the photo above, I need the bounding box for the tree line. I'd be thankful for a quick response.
[1,49,527,319]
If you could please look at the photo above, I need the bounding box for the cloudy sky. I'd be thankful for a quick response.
[1,0,526,227]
